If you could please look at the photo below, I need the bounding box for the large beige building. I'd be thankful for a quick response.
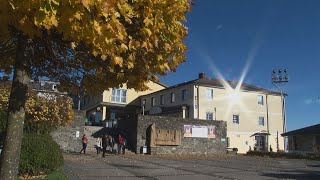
[140,73,286,153]
[80,81,166,127]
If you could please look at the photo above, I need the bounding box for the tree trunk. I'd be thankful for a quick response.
[0,36,29,179]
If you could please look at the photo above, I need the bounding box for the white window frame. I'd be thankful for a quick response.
[160,95,164,105]
[233,115,239,124]
[110,89,127,103]
[258,95,264,105]
[171,93,175,103]
[142,99,146,106]
[151,97,155,106]
[207,88,213,100]
[258,116,265,126]
[206,112,213,120]
[182,89,187,101]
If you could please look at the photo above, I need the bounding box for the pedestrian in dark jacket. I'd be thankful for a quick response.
[107,135,114,153]
[102,135,108,157]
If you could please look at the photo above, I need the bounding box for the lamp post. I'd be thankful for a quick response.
[271,69,288,152]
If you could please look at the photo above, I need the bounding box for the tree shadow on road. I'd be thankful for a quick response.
[261,170,320,180]
[307,164,320,168]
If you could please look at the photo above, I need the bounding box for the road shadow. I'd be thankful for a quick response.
[307,164,320,167]
[109,164,146,169]
[261,170,320,180]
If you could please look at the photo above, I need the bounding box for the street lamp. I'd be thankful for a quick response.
[271,69,288,152]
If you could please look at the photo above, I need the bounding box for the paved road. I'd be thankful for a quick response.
[63,153,320,180]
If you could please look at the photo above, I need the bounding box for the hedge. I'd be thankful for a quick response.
[246,150,320,160]
[19,133,64,176]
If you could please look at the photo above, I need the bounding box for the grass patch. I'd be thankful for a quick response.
[43,169,67,180]
[19,169,67,180]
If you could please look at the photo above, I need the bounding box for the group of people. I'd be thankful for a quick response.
[79,134,126,157]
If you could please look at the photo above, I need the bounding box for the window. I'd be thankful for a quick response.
[258,117,265,126]
[142,99,146,106]
[182,89,187,101]
[206,112,213,120]
[316,135,320,145]
[151,97,155,106]
[207,88,213,100]
[160,95,164,105]
[293,136,297,150]
[233,115,239,124]
[111,89,127,103]
[258,95,264,105]
[171,93,175,103]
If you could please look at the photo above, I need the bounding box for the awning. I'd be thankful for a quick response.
[250,130,270,137]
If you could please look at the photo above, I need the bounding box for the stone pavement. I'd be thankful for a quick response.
[63,152,320,180]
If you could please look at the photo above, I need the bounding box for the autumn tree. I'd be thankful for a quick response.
[0,83,74,134]
[0,0,190,178]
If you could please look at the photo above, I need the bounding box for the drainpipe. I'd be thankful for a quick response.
[214,107,217,120]
[196,85,200,119]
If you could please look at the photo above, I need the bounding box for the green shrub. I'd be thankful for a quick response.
[0,111,7,132]
[44,169,67,180]
[246,150,320,160]
[0,111,7,147]
[19,133,64,176]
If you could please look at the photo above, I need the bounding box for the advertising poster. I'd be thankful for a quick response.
[183,125,216,138]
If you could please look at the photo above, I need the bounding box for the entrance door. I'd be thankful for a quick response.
[255,135,266,151]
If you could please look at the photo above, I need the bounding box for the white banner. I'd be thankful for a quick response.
[192,126,208,138]
[183,125,216,138]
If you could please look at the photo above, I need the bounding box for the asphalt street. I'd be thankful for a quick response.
[63,153,320,180]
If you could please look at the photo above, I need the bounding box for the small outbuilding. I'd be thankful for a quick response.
[282,124,320,154]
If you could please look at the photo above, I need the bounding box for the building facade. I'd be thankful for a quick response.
[80,81,166,127]
[30,80,67,97]
[140,73,286,153]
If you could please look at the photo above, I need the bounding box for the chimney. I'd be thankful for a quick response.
[199,72,206,79]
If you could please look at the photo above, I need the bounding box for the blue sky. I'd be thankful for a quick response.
[160,0,320,131]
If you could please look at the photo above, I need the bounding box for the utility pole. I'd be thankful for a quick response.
[272,69,289,152]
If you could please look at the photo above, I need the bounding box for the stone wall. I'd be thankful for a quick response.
[51,110,85,153]
[136,115,227,154]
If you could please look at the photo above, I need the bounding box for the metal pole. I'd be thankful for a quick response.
[272,82,286,151]
[266,94,270,151]
[283,95,287,152]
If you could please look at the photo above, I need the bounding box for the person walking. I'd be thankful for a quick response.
[96,136,102,154]
[122,137,127,155]
[80,134,88,155]
[102,135,108,157]
[117,134,124,155]
[107,134,114,153]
